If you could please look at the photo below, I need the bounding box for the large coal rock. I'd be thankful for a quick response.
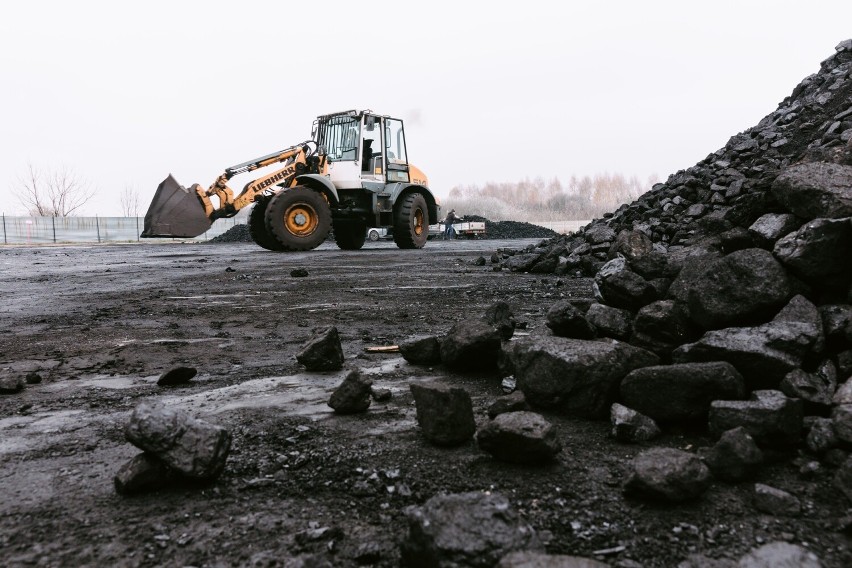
[476,411,561,464]
[399,335,442,366]
[441,319,503,371]
[593,257,656,312]
[748,213,803,249]
[410,382,476,447]
[629,299,697,360]
[620,362,746,424]
[771,162,852,220]
[124,402,231,479]
[585,303,632,341]
[708,390,803,448]
[545,301,596,339]
[401,492,541,567]
[686,248,792,330]
[672,319,816,391]
[504,336,658,418]
[773,217,852,290]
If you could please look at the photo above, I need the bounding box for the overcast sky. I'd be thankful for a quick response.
[2,1,851,216]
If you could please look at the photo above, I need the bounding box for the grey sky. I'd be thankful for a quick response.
[2,0,851,216]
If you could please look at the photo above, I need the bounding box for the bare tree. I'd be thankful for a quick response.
[17,163,96,216]
[120,184,142,217]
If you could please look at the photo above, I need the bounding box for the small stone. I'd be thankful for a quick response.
[610,403,661,443]
[296,326,345,371]
[370,386,392,402]
[753,483,801,516]
[328,370,372,414]
[25,372,43,385]
[156,366,197,386]
[290,268,309,277]
[487,391,529,419]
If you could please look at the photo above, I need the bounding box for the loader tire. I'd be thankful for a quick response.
[265,186,331,251]
[393,192,429,249]
[333,220,367,250]
[248,198,284,251]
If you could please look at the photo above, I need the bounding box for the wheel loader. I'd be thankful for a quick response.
[141,110,439,251]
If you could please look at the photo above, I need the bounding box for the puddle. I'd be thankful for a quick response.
[116,337,234,348]
[2,367,433,457]
[159,373,343,420]
[41,374,155,391]
[360,357,409,375]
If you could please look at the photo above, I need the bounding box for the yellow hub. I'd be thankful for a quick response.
[413,208,424,236]
[283,203,319,237]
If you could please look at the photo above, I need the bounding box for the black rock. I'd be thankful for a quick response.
[296,326,345,371]
[328,370,373,414]
[156,366,197,386]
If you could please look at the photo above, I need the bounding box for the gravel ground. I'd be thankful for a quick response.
[0,240,849,567]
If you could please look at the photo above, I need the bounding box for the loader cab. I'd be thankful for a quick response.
[314,110,410,187]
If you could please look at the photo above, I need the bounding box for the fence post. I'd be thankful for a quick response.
[96,215,101,243]
[2,213,6,244]
[52,216,56,243]
[136,216,140,242]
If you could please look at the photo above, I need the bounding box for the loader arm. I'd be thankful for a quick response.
[142,141,325,238]
[200,140,321,220]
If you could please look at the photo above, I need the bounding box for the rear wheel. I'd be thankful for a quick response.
[265,186,331,251]
[333,219,367,250]
[393,193,429,249]
[248,198,284,251]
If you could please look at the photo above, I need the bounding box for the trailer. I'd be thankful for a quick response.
[432,221,486,239]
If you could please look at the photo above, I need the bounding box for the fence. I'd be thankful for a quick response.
[0,215,246,245]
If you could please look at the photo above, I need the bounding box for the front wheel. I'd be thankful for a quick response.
[265,186,331,251]
[393,193,429,249]
[367,229,381,242]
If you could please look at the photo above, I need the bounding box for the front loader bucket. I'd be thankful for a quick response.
[140,175,212,238]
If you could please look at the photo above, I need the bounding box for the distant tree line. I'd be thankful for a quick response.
[444,173,658,222]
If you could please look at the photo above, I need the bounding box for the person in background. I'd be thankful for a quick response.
[444,209,460,239]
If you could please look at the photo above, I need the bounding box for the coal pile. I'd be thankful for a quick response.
[464,215,559,239]
[505,39,852,277]
[487,40,852,509]
[209,223,251,243]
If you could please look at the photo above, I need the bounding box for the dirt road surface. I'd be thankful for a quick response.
[1,240,849,567]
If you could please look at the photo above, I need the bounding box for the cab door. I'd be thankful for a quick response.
[384,118,410,184]
[360,114,385,182]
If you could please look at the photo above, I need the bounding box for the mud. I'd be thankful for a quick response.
[1,240,849,567]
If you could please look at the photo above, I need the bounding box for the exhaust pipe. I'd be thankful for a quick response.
[140,175,212,238]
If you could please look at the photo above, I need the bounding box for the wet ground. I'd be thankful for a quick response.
[1,240,850,567]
